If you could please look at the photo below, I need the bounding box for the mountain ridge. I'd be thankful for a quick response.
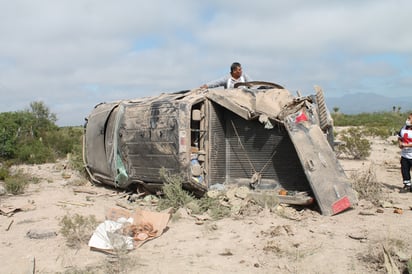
[325,93,412,114]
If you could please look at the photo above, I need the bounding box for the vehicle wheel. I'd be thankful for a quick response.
[234,81,284,89]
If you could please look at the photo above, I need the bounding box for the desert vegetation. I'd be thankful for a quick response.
[332,110,408,160]
[0,101,83,194]
[0,101,83,166]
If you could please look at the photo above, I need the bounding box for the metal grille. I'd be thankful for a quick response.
[208,103,226,184]
[209,104,309,190]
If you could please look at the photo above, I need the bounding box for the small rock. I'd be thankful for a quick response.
[128,193,141,202]
[380,201,393,208]
[0,184,6,195]
[219,249,233,256]
[393,208,403,214]
[26,229,57,239]
[143,195,159,203]
[359,210,375,216]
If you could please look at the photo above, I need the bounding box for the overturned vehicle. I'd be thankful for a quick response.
[84,81,357,216]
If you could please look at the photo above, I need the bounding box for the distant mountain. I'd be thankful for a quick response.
[325,93,412,114]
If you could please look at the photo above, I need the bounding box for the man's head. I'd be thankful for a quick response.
[230,62,242,79]
[406,113,412,126]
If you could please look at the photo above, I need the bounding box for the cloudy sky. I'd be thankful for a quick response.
[0,1,411,126]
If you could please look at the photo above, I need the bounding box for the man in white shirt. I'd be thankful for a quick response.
[201,62,252,89]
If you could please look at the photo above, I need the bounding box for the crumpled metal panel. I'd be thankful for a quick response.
[284,108,358,215]
[84,102,119,179]
[207,88,294,121]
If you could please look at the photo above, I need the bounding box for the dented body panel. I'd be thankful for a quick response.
[84,82,357,215]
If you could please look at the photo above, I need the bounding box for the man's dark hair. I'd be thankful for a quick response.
[230,62,241,73]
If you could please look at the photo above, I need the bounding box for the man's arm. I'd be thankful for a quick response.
[202,75,229,89]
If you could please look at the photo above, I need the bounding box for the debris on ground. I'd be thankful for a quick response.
[88,207,171,253]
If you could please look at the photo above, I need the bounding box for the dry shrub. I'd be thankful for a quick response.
[4,171,37,194]
[358,241,411,274]
[59,266,102,274]
[336,127,371,159]
[4,174,29,194]
[356,243,385,272]
[350,165,382,205]
[247,191,279,208]
[263,240,282,254]
[59,214,97,249]
[383,239,412,274]
[103,252,138,274]
[197,196,231,220]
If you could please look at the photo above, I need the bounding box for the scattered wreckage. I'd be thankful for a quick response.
[83,81,358,215]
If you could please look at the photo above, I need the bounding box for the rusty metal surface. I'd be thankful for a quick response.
[120,100,181,183]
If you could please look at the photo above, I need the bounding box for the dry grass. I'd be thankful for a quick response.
[356,236,412,273]
[350,165,382,205]
[4,171,39,194]
[59,214,98,249]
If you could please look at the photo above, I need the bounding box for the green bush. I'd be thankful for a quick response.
[16,139,56,164]
[0,111,30,159]
[44,127,83,157]
[332,111,405,128]
[0,166,9,180]
[157,168,195,210]
[0,102,84,166]
[363,126,392,139]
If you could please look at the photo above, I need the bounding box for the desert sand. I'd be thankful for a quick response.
[0,132,411,274]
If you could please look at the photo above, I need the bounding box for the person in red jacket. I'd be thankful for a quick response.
[398,113,412,192]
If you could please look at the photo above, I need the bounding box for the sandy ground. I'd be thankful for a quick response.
[1,133,412,274]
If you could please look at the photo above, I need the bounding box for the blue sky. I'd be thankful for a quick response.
[0,0,411,126]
